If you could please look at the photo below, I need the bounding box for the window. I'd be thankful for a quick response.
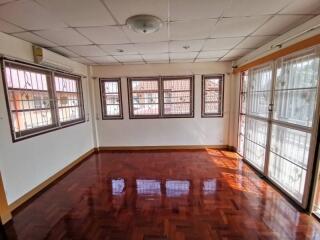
[162,76,194,117]
[237,71,248,156]
[100,78,123,119]
[54,74,84,124]
[2,60,85,141]
[201,75,224,117]
[128,77,160,118]
[127,76,194,119]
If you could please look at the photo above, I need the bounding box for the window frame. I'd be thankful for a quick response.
[99,78,123,120]
[161,75,194,118]
[201,74,224,118]
[127,77,161,119]
[1,58,85,142]
[54,72,85,126]
[127,76,194,119]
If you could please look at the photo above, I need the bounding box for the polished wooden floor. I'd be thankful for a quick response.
[4,149,320,240]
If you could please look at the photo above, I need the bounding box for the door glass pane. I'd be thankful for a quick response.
[244,117,268,170]
[247,65,272,118]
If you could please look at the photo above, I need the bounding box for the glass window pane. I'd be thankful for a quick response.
[163,79,190,91]
[203,76,223,116]
[101,79,122,119]
[106,105,120,116]
[132,80,158,91]
[133,104,159,115]
[164,103,190,115]
[268,152,306,202]
[244,140,265,171]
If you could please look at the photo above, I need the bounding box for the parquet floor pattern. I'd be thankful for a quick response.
[4,149,320,240]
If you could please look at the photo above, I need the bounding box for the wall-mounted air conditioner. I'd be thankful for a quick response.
[33,46,73,73]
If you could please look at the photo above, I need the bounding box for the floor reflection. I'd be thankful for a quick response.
[4,150,320,240]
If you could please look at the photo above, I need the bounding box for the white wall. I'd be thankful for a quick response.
[92,62,233,147]
[0,32,94,204]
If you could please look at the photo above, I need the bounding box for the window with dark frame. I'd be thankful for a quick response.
[128,77,160,118]
[2,59,85,142]
[100,78,123,119]
[127,76,194,119]
[201,75,224,117]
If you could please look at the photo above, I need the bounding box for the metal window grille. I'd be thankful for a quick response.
[100,78,123,119]
[202,75,224,117]
[54,74,84,124]
[2,60,85,141]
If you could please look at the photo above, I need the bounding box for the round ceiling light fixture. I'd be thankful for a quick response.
[126,15,163,34]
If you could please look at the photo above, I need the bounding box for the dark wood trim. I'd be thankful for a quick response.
[0,173,12,224]
[234,34,320,73]
[201,74,224,118]
[99,78,123,120]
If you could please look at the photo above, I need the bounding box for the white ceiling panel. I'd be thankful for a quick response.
[236,36,276,49]
[36,0,115,27]
[0,0,66,30]
[170,52,198,60]
[114,54,144,62]
[104,0,168,24]
[169,40,205,52]
[198,50,229,59]
[143,53,169,61]
[49,47,80,57]
[78,26,130,44]
[195,58,219,62]
[170,19,217,40]
[99,44,138,55]
[253,15,312,36]
[66,45,107,57]
[12,32,57,47]
[202,37,243,51]
[70,57,96,64]
[36,28,92,46]
[88,56,118,64]
[0,19,24,33]
[170,0,230,21]
[134,42,168,54]
[212,16,269,38]
[280,0,320,14]
[223,0,292,17]
[223,48,252,59]
[123,24,169,43]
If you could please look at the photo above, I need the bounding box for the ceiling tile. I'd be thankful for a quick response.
[114,54,144,62]
[36,0,115,27]
[170,52,198,60]
[66,45,107,57]
[103,0,168,24]
[253,15,312,36]
[0,0,66,30]
[142,53,169,61]
[170,0,230,21]
[195,58,219,62]
[12,32,57,47]
[211,16,269,38]
[87,56,118,64]
[49,47,80,57]
[280,0,320,14]
[0,19,24,33]
[202,37,243,51]
[35,28,92,46]
[171,59,194,63]
[77,26,130,44]
[219,56,235,61]
[170,19,217,40]
[223,0,292,17]
[198,50,229,59]
[169,40,205,52]
[134,42,168,54]
[223,48,252,59]
[236,36,276,49]
[123,24,169,43]
[99,44,138,55]
[70,57,95,65]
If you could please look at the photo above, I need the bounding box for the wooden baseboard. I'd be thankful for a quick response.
[0,173,12,224]
[98,145,231,151]
[8,148,97,213]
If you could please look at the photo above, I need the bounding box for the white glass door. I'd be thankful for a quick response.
[243,64,273,171]
[268,48,320,205]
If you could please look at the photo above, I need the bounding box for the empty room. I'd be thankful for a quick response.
[0,0,320,239]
